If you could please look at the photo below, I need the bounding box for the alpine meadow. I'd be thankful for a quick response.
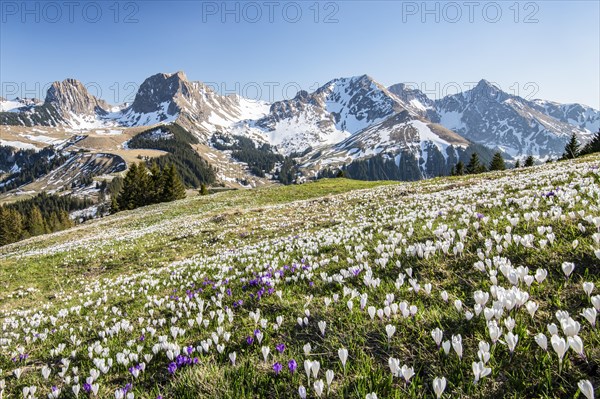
[1,1,599,398]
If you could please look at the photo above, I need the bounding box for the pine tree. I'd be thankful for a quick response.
[199,184,209,196]
[0,207,23,246]
[58,210,73,229]
[26,206,46,236]
[48,212,62,232]
[110,196,120,214]
[161,164,186,202]
[514,159,521,168]
[455,160,465,176]
[581,129,600,155]
[0,207,8,246]
[117,163,151,210]
[524,155,535,167]
[134,162,151,207]
[489,152,506,171]
[562,133,580,159]
[466,153,485,174]
[117,163,139,211]
[148,162,163,203]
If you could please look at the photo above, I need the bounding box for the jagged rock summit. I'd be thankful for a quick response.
[45,78,110,117]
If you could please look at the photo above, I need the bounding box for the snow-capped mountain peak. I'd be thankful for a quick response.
[226,74,411,155]
[388,79,598,158]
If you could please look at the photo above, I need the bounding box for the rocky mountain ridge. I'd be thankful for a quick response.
[1,72,598,188]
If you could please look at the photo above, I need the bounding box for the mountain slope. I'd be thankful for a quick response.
[389,80,598,158]
[0,79,111,128]
[301,111,474,179]
[0,73,269,137]
[531,100,600,133]
[227,75,408,155]
[2,71,598,191]
[109,72,270,140]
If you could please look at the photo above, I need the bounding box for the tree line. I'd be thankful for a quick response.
[111,162,186,212]
[450,130,600,177]
[212,134,285,178]
[127,124,216,187]
[0,192,91,246]
[561,130,600,159]
[0,146,68,193]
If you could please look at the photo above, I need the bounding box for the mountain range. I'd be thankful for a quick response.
[1,71,598,192]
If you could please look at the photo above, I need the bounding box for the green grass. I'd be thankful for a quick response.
[0,160,599,399]
[0,178,396,310]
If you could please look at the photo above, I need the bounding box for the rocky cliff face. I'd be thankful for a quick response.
[45,79,110,117]
[128,72,187,115]
[301,110,473,178]
[228,75,410,155]
[0,79,110,127]
[530,100,600,133]
[388,83,436,119]
[388,80,598,158]
[117,71,268,141]
[3,71,598,185]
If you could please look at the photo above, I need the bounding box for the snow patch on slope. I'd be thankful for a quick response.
[0,101,26,113]
[110,101,179,127]
[0,140,41,151]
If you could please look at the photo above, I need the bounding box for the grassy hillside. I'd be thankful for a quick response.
[0,158,599,398]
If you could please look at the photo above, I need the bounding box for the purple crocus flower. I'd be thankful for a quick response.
[288,359,298,373]
[273,362,283,375]
[276,343,285,353]
[168,362,178,374]
[246,336,254,345]
[83,383,92,393]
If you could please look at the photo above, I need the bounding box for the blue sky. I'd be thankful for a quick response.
[1,1,599,107]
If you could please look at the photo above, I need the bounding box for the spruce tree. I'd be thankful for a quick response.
[0,208,23,245]
[199,184,209,196]
[489,152,506,171]
[524,155,535,167]
[110,196,120,214]
[117,163,139,211]
[26,206,46,236]
[148,162,163,203]
[58,210,73,229]
[161,164,186,202]
[134,162,151,207]
[466,153,485,174]
[48,212,62,232]
[562,133,580,159]
[581,129,600,155]
[0,208,7,246]
[455,160,465,176]
[514,159,520,168]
